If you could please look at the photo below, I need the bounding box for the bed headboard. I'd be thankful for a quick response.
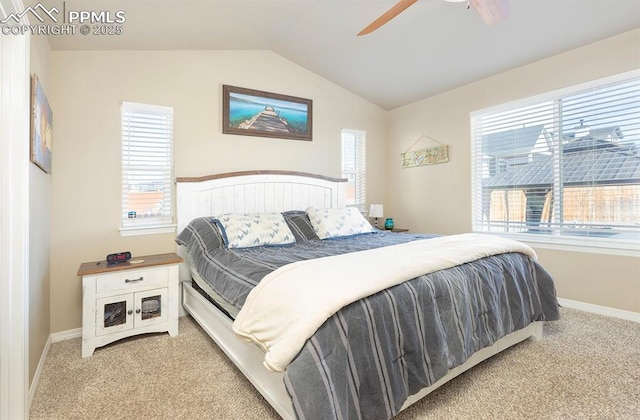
[176,170,347,233]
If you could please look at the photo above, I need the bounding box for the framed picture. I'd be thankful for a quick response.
[222,85,312,141]
[30,74,53,173]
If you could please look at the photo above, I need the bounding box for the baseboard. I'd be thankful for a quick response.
[29,328,81,411]
[558,298,640,323]
[42,302,638,341]
[28,335,51,410]
[51,327,82,343]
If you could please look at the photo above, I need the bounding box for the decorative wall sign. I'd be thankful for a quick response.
[401,135,449,168]
[222,85,312,141]
[30,74,53,173]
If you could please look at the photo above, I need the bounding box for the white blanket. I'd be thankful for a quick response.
[232,233,536,372]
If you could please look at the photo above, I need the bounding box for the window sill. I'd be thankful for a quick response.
[119,224,177,237]
[483,232,640,257]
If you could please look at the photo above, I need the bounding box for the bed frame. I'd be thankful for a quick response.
[176,170,543,419]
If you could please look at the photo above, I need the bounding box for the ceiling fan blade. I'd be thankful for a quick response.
[470,0,510,26]
[358,0,419,36]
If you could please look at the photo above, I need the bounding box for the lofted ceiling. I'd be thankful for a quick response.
[24,0,640,110]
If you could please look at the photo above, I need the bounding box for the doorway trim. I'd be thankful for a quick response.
[0,0,30,418]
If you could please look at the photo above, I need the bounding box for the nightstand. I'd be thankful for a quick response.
[77,252,183,357]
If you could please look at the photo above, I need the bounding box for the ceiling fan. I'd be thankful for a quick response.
[357,0,510,36]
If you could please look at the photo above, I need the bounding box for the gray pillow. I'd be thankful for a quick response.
[282,210,319,242]
[175,217,225,252]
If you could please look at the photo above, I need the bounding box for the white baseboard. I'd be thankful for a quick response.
[28,335,51,410]
[558,298,640,323]
[29,328,81,412]
[51,327,82,342]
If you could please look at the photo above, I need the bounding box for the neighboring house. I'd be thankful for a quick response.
[482,124,551,176]
[482,125,640,236]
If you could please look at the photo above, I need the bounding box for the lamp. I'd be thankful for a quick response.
[368,204,384,229]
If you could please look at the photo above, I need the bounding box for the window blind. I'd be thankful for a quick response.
[341,129,367,211]
[121,102,174,228]
[471,71,640,245]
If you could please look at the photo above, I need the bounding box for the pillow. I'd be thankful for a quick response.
[175,217,225,252]
[282,210,320,242]
[213,213,295,249]
[306,206,374,239]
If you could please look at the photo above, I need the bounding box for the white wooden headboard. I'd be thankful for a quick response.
[176,170,347,233]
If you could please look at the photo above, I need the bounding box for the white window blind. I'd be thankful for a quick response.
[471,71,640,247]
[341,129,367,211]
[121,102,174,230]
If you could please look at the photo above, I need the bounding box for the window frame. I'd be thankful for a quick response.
[120,101,176,237]
[341,129,367,212]
[471,70,640,256]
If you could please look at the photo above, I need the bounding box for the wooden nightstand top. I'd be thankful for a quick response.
[390,228,409,233]
[77,252,183,277]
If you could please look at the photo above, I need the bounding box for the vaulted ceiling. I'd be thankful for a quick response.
[27,0,640,109]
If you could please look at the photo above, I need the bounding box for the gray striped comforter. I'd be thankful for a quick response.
[176,218,559,420]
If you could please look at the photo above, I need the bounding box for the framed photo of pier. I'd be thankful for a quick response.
[222,85,313,141]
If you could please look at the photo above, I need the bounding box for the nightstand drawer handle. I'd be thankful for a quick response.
[125,276,144,283]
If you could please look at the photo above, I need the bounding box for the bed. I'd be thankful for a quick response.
[175,170,560,420]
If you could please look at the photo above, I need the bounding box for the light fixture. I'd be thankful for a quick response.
[368,204,384,229]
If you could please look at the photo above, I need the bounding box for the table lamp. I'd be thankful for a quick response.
[368,204,384,229]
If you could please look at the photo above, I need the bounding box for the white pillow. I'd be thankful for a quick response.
[214,213,295,249]
[306,206,374,239]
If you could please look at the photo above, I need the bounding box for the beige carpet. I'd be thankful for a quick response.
[30,307,640,419]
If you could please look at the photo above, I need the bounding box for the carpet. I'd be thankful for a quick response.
[29,307,640,419]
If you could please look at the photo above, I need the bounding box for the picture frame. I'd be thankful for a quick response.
[401,145,449,168]
[30,74,53,173]
[222,85,312,141]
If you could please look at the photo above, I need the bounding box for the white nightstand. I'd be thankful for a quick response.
[77,253,183,357]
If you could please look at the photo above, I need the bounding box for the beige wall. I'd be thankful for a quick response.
[29,34,52,384]
[386,29,640,312]
[45,32,639,335]
[49,50,387,333]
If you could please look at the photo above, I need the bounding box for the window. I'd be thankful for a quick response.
[341,129,366,211]
[121,102,175,235]
[471,71,640,251]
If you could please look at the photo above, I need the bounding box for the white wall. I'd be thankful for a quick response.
[49,50,387,332]
[386,29,640,312]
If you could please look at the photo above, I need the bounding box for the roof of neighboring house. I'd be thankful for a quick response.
[483,138,640,189]
[566,125,624,141]
[482,125,624,158]
[588,126,624,140]
[482,124,547,157]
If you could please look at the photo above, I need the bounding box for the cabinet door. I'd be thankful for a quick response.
[96,293,133,336]
[134,288,168,328]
